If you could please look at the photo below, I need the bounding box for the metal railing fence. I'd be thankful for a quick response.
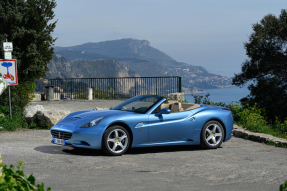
[49,76,181,100]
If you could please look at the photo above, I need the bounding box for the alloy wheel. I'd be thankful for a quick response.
[107,129,128,154]
[204,123,223,147]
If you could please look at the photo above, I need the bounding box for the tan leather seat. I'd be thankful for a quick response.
[156,103,170,112]
[170,102,183,113]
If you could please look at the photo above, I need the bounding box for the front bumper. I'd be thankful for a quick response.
[50,125,107,149]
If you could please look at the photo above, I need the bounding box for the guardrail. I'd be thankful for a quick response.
[49,76,181,100]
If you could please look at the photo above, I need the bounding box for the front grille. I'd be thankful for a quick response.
[51,130,72,140]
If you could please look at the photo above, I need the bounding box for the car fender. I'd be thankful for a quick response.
[191,109,230,142]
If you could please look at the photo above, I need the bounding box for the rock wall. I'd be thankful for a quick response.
[23,105,70,127]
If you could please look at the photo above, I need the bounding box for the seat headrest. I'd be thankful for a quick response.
[170,102,182,113]
[157,103,170,112]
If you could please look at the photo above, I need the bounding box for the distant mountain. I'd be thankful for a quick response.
[54,38,175,68]
[53,38,233,92]
[55,50,172,77]
[46,54,139,79]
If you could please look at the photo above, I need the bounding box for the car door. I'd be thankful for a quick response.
[148,110,195,143]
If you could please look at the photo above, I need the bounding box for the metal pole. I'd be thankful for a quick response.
[179,77,182,93]
[135,78,136,96]
[113,78,115,99]
[8,86,12,119]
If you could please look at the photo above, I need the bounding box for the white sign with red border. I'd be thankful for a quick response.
[0,59,18,86]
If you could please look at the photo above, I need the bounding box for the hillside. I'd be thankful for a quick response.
[55,38,175,68]
[55,50,172,77]
[54,39,233,91]
[47,54,139,79]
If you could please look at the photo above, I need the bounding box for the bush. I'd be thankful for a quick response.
[273,117,287,135]
[280,180,287,191]
[0,106,29,131]
[0,105,40,131]
[191,93,211,105]
[0,160,50,191]
[94,86,115,99]
[237,103,267,132]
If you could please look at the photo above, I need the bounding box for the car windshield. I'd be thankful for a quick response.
[112,95,164,114]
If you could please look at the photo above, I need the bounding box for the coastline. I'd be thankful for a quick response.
[185,85,249,104]
[183,85,236,94]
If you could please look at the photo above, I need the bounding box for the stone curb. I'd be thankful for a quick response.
[232,124,287,146]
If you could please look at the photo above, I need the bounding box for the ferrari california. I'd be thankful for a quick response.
[50,95,233,156]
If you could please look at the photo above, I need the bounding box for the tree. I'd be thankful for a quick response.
[232,9,287,121]
[0,0,57,109]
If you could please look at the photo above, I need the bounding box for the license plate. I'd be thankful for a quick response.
[54,138,65,145]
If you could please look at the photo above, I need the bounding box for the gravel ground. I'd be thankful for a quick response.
[1,132,287,190]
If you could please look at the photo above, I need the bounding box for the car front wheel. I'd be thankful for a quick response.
[200,120,224,149]
[102,126,130,156]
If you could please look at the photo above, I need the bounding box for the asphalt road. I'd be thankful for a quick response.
[0,130,286,191]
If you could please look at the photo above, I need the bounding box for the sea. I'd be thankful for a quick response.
[185,86,250,105]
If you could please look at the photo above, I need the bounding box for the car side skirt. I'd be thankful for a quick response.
[131,138,200,148]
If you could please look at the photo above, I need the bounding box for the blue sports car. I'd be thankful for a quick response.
[50,95,233,156]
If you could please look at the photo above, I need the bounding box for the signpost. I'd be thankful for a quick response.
[0,60,18,86]
[4,52,12,59]
[3,42,13,52]
[1,40,17,119]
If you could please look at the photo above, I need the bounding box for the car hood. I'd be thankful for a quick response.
[55,110,132,127]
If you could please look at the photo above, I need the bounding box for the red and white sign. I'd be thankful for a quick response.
[0,59,17,86]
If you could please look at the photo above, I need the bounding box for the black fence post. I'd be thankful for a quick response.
[178,77,182,92]
[113,78,115,99]
[71,79,73,99]
[156,78,158,95]
[135,78,137,97]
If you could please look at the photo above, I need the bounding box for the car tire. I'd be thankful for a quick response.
[102,125,130,156]
[200,120,225,149]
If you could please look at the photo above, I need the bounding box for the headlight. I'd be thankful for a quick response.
[80,117,104,128]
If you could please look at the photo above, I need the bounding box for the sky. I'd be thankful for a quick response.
[52,0,287,78]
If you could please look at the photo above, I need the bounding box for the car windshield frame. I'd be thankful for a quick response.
[112,95,164,114]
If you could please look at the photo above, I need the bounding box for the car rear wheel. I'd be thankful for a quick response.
[102,126,130,156]
[200,120,224,149]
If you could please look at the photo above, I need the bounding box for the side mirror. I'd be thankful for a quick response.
[155,108,171,116]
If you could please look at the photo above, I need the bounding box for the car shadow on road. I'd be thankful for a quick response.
[34,144,212,156]
[126,145,203,155]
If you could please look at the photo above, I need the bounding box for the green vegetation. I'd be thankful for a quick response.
[0,0,57,118]
[191,93,211,105]
[227,102,287,140]
[0,105,50,131]
[0,159,50,191]
[280,180,287,191]
[0,106,28,131]
[191,94,287,141]
[94,86,115,99]
[232,9,287,122]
